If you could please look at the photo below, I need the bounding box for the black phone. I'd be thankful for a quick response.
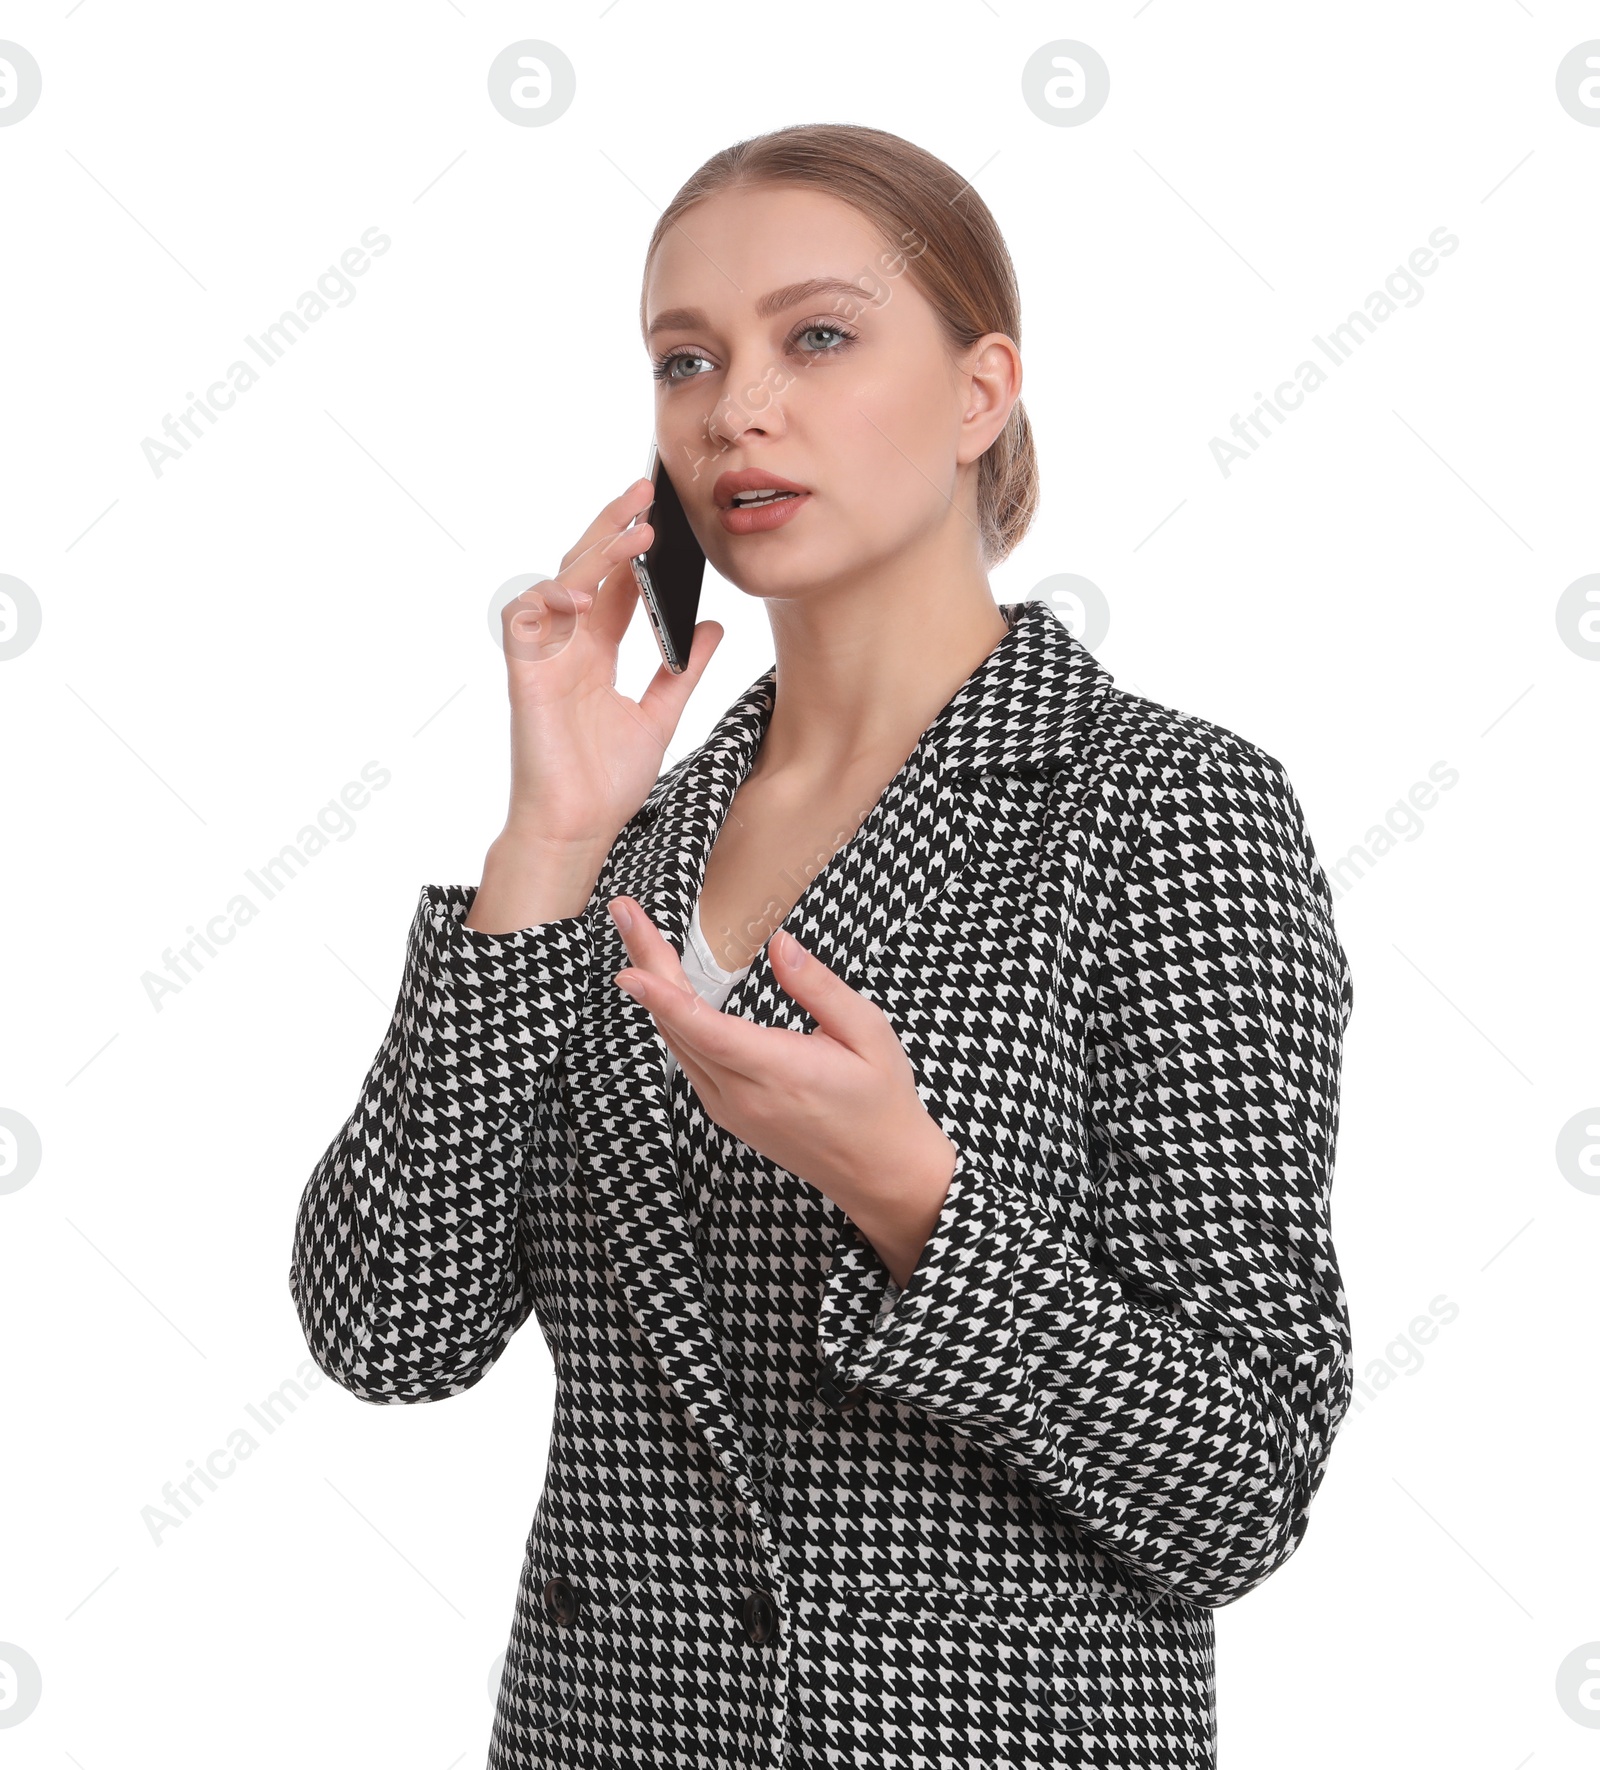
[629,442,707,674]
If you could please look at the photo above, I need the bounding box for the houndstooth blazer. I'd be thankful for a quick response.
[289,595,1355,1769]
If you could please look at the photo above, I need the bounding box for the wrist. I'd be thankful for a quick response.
[489,826,610,881]
[470,831,610,931]
[836,1111,957,1289]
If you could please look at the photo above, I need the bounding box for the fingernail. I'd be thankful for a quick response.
[613,970,643,1000]
[609,897,633,932]
[779,930,807,968]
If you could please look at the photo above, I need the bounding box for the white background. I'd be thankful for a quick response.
[3,3,1596,1765]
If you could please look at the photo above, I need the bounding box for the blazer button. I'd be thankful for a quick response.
[737,1586,779,1645]
[813,1361,866,1411]
[542,1575,582,1627]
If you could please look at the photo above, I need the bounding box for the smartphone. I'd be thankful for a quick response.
[629,441,707,674]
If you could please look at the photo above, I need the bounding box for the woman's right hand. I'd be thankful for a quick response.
[495,474,723,866]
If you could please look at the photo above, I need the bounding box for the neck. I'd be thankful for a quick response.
[750,581,1010,793]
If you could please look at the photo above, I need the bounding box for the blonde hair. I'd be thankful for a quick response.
[638,123,1039,569]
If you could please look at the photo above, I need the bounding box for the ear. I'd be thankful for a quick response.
[956,332,1023,466]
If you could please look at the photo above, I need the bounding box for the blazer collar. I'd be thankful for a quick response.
[917,593,1117,777]
[562,597,1116,1558]
[638,591,1115,822]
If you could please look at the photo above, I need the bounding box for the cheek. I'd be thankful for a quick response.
[829,382,956,519]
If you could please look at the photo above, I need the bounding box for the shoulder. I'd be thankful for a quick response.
[1081,684,1333,908]
[1092,683,1293,799]
[1071,683,1353,1029]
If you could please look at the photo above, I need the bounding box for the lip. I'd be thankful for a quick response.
[713,468,812,509]
[713,468,813,537]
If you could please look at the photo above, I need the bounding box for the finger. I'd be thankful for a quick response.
[586,613,722,765]
[557,477,654,576]
[587,551,645,653]
[766,929,889,1058]
[553,478,658,600]
[554,512,652,611]
[605,895,689,984]
[634,617,725,730]
[656,1023,726,1112]
[607,896,771,1081]
[612,964,776,1083]
[502,578,596,661]
[505,529,652,666]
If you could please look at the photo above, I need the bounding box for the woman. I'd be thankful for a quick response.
[289,123,1355,1769]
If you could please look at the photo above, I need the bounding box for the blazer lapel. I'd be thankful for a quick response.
[565,597,1117,1534]
[715,594,1119,1025]
[563,666,780,1546]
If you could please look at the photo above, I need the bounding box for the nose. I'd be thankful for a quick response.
[702,354,789,453]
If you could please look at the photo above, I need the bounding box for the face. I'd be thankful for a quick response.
[641,184,1017,601]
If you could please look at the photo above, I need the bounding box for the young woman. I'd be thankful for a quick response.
[290,123,1355,1769]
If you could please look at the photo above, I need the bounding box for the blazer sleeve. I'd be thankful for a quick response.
[814,739,1355,1609]
[288,883,591,1405]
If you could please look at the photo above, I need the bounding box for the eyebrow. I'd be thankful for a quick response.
[645,276,877,339]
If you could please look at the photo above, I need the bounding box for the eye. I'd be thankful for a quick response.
[792,321,856,357]
[650,316,860,383]
[651,347,714,385]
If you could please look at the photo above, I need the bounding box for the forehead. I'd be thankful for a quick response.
[643,185,900,331]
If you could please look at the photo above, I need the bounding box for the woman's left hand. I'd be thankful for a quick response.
[606,895,957,1250]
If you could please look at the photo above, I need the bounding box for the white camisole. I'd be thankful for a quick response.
[662,899,752,1086]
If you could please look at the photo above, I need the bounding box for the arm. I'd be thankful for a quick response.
[288,881,591,1404]
[814,740,1355,1608]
